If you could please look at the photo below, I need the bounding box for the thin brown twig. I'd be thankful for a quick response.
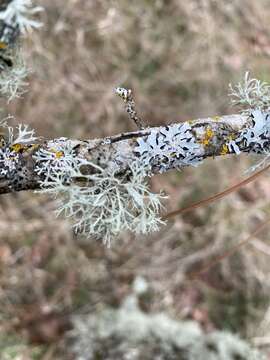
[163,164,270,220]
[115,87,145,129]
[189,217,270,281]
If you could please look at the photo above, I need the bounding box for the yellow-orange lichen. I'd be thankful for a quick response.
[49,148,64,158]
[220,144,229,155]
[200,127,214,146]
[228,134,236,141]
[0,42,7,49]
[55,151,64,158]
[11,143,25,152]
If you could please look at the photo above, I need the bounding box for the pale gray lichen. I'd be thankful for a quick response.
[0,49,29,101]
[229,72,270,115]
[69,284,265,360]
[224,109,270,156]
[34,138,78,181]
[0,122,36,177]
[135,123,202,173]
[34,142,165,244]
[0,0,43,100]
[0,147,19,175]
[228,73,270,172]
[241,110,270,152]
[8,123,36,144]
[0,0,43,33]
[56,162,164,245]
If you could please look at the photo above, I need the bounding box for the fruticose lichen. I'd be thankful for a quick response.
[0,48,28,101]
[2,72,270,241]
[34,141,165,245]
[69,278,265,360]
[34,137,78,181]
[229,72,270,115]
[0,0,43,100]
[0,147,19,176]
[0,122,36,177]
[8,123,36,144]
[0,0,43,34]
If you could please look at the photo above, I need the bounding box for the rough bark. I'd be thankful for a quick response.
[0,112,263,194]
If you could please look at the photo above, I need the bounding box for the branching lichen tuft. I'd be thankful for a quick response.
[8,123,37,144]
[0,0,43,100]
[34,138,78,181]
[0,0,43,33]
[0,49,28,101]
[229,72,270,115]
[34,143,165,244]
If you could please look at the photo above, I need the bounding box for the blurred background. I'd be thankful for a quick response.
[1,0,270,358]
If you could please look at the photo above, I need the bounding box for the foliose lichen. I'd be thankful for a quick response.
[135,122,202,173]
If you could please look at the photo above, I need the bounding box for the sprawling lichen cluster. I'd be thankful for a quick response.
[0,122,37,193]
[34,141,165,245]
[69,277,265,360]
[0,9,270,244]
[1,72,270,242]
[228,73,270,170]
[0,0,42,100]
[0,0,43,33]
[133,74,270,177]
[229,72,270,115]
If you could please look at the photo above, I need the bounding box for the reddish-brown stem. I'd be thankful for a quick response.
[163,165,270,220]
[189,217,270,280]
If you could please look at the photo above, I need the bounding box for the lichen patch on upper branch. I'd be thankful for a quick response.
[0,0,43,100]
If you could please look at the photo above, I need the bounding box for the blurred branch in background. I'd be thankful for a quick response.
[164,164,270,220]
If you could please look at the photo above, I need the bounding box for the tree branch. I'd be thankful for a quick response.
[1,2,269,242]
[0,111,266,195]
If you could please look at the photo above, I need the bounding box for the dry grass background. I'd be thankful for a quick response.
[1,0,270,358]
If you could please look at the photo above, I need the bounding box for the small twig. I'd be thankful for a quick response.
[163,164,270,220]
[115,87,145,129]
[189,217,270,280]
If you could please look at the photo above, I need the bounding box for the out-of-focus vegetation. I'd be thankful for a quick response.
[1,0,270,358]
